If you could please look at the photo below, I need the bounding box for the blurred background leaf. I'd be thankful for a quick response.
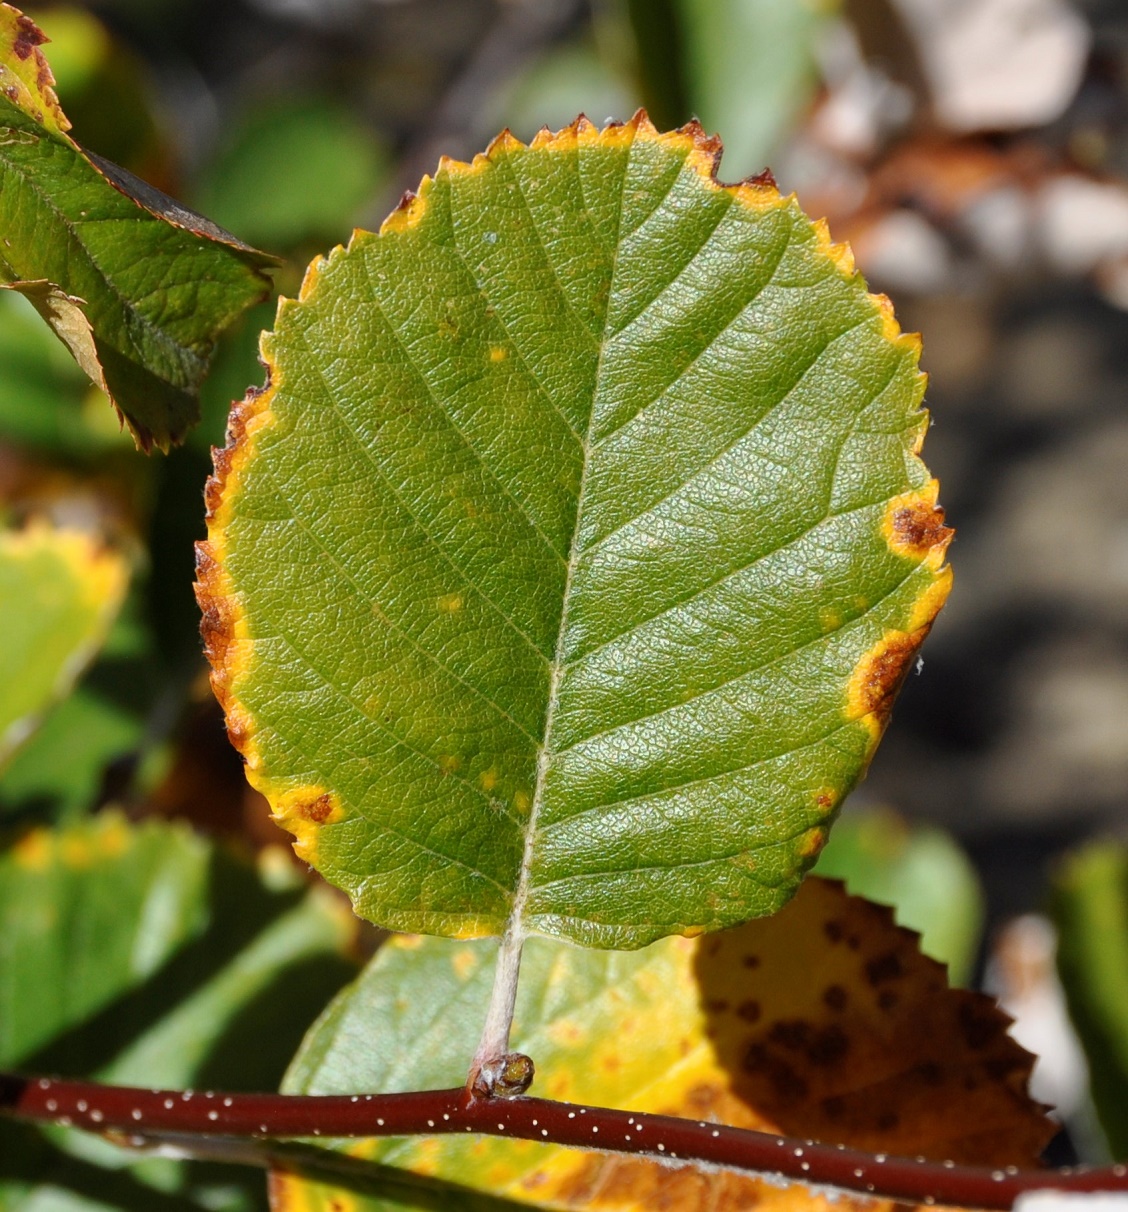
[0,812,359,1212]
[0,522,128,772]
[1052,841,1128,1160]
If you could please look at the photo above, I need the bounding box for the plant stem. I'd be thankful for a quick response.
[3,1071,1127,1210]
[469,924,525,1084]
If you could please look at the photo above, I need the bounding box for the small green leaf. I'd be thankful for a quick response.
[814,806,984,984]
[0,522,128,772]
[0,812,358,1210]
[0,4,275,450]
[1052,841,1128,1159]
[200,113,951,948]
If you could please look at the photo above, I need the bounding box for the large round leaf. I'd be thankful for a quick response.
[198,112,952,947]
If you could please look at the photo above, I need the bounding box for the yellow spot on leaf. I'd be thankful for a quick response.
[818,605,843,632]
[96,814,131,857]
[271,785,343,865]
[479,768,498,791]
[489,345,507,363]
[60,834,94,869]
[437,592,463,613]
[452,949,478,981]
[799,826,827,860]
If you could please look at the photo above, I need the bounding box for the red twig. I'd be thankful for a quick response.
[2,1072,1125,1210]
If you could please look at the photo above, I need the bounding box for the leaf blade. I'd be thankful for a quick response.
[201,114,952,947]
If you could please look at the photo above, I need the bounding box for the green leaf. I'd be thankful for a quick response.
[0,812,358,1210]
[675,0,833,176]
[1052,841,1128,1159]
[813,806,984,984]
[0,522,128,773]
[276,878,1049,1212]
[200,113,952,948]
[0,5,275,450]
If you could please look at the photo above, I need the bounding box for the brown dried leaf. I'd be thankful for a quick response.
[697,877,1053,1165]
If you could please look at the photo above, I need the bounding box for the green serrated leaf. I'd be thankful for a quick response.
[0,522,128,773]
[200,113,952,949]
[1052,841,1128,1159]
[0,4,275,450]
[0,812,358,1210]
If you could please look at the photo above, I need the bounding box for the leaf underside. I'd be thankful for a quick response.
[274,879,1052,1212]
[199,112,952,948]
[0,5,274,450]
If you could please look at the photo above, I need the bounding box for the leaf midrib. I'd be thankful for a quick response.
[505,129,637,937]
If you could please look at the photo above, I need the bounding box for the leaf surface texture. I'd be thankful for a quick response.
[201,114,952,946]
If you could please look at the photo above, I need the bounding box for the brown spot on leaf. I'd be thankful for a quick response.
[686,1082,722,1112]
[807,1024,849,1066]
[823,984,848,1011]
[736,999,761,1023]
[744,167,778,190]
[822,1095,846,1120]
[769,1019,814,1052]
[958,997,1001,1050]
[851,627,930,724]
[742,1044,810,1104]
[915,1061,944,1086]
[13,15,46,59]
[866,950,904,985]
[891,498,953,558]
[300,793,334,824]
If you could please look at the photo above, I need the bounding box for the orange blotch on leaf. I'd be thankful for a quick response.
[883,480,954,568]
